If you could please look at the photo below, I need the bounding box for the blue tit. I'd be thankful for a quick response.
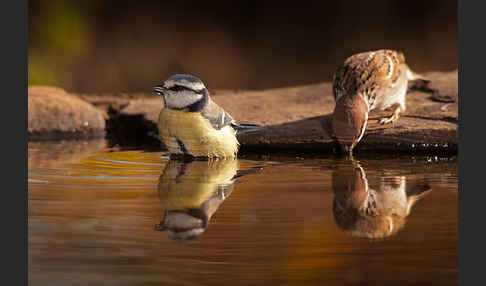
[153,74,256,159]
[155,158,239,240]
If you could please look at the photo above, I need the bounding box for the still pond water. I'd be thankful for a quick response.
[28,140,458,286]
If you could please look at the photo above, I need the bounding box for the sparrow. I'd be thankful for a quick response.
[155,158,261,240]
[331,49,427,154]
[153,74,259,159]
[332,159,431,239]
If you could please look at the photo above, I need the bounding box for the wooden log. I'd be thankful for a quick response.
[77,70,457,154]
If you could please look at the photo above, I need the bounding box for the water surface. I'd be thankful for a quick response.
[28,140,458,286]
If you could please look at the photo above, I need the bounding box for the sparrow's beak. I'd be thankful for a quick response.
[345,149,355,160]
[339,142,353,155]
[152,85,166,96]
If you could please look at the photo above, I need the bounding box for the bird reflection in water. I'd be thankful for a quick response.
[332,160,431,239]
[155,158,261,240]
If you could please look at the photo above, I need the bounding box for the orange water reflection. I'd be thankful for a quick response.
[28,142,457,285]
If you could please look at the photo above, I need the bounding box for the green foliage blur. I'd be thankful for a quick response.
[29,1,92,86]
[29,0,458,93]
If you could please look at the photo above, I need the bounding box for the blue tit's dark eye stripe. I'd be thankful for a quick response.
[168,85,186,92]
[168,84,206,95]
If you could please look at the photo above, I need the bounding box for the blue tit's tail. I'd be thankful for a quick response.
[232,166,264,180]
[231,123,262,132]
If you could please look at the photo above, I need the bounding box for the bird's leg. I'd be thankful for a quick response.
[379,104,403,125]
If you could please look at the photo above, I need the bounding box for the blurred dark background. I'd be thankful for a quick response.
[28,0,457,93]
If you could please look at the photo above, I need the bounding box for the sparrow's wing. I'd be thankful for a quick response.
[333,50,408,102]
[200,99,234,130]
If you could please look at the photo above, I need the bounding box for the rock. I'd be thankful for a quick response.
[79,70,458,154]
[120,97,163,124]
[28,86,106,140]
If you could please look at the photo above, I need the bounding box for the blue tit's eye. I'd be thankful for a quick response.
[168,85,187,92]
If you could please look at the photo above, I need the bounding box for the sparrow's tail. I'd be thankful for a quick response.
[405,182,432,214]
[406,68,430,83]
[406,68,433,92]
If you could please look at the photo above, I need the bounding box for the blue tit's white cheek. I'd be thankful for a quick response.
[165,90,203,109]
[161,95,167,108]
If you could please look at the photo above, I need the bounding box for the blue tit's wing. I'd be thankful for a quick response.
[201,99,262,131]
[200,100,234,130]
[216,183,235,199]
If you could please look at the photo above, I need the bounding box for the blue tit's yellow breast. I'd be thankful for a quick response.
[158,109,239,158]
[158,159,239,210]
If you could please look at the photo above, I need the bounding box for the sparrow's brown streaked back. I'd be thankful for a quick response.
[332,49,424,154]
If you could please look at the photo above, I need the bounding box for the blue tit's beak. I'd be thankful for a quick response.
[152,85,166,96]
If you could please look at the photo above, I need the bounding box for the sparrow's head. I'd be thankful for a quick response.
[332,161,369,213]
[332,94,369,154]
[153,74,209,111]
[332,160,406,239]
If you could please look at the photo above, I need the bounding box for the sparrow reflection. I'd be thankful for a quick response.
[332,160,431,239]
[156,158,260,241]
